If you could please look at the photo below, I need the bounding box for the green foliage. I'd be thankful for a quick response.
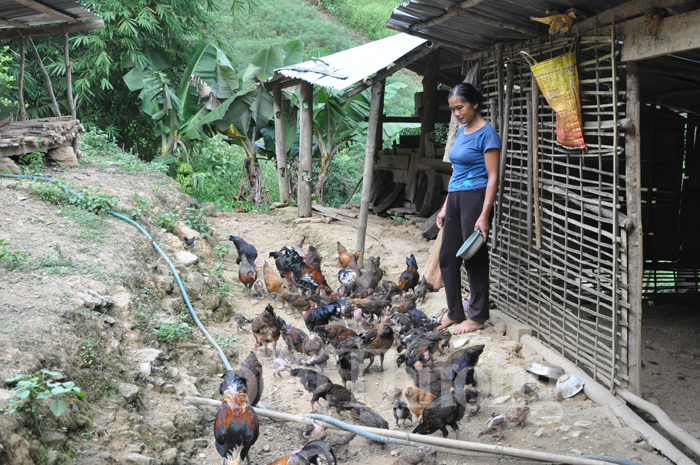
[321,0,401,41]
[391,215,409,223]
[0,239,28,269]
[158,212,180,232]
[317,145,364,207]
[215,333,237,348]
[67,188,117,214]
[182,206,210,237]
[213,244,230,258]
[30,182,67,205]
[80,126,122,159]
[213,282,231,298]
[3,369,85,419]
[0,45,18,119]
[156,314,191,342]
[175,158,195,194]
[19,151,44,175]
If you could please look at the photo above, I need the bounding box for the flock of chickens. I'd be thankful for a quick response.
[211,235,532,465]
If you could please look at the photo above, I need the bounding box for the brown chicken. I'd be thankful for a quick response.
[337,241,359,269]
[251,304,284,357]
[304,245,323,273]
[404,386,435,421]
[353,256,383,297]
[391,445,436,465]
[478,413,509,441]
[347,296,392,321]
[324,432,356,461]
[281,324,308,363]
[266,440,336,465]
[345,403,389,447]
[263,261,286,294]
[395,254,420,294]
[506,406,530,429]
[270,293,313,317]
[238,254,257,295]
[238,351,263,407]
[356,322,394,373]
[304,332,325,356]
[323,383,356,415]
[313,324,358,351]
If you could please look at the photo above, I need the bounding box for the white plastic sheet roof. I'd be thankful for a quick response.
[274,33,427,90]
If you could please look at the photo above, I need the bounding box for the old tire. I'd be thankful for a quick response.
[374,182,405,214]
[414,171,442,217]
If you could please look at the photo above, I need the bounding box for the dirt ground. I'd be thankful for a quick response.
[0,152,692,465]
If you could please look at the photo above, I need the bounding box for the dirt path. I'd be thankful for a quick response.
[0,157,675,465]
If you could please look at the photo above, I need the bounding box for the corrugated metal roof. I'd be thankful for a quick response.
[0,0,100,29]
[274,33,427,90]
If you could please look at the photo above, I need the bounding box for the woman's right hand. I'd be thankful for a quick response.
[436,209,446,229]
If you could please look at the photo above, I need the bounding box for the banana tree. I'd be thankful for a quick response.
[311,81,408,205]
[215,41,304,208]
[123,43,240,162]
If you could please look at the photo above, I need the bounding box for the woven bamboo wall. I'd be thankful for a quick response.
[461,36,631,389]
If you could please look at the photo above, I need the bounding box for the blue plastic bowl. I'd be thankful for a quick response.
[456,230,484,260]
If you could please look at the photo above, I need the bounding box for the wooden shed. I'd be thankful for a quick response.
[0,0,103,171]
[379,0,700,398]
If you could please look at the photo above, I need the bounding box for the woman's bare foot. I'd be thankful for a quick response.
[453,319,484,334]
[435,314,465,331]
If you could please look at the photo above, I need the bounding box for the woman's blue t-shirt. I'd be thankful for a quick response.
[448,122,500,192]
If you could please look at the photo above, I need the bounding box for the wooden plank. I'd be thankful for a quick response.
[622,9,700,62]
[0,20,104,40]
[0,18,28,28]
[415,157,452,172]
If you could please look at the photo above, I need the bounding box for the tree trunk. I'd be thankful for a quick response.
[313,149,337,206]
[28,37,61,117]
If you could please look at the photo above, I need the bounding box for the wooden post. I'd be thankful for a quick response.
[496,44,504,133]
[28,37,61,117]
[374,81,385,155]
[526,92,533,245]
[273,82,291,204]
[492,66,513,251]
[18,38,27,121]
[356,80,385,268]
[298,81,313,217]
[420,48,440,158]
[624,61,643,396]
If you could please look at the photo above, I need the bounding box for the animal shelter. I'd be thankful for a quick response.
[378,0,700,398]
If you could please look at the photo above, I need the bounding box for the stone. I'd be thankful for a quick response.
[125,453,155,465]
[43,431,67,449]
[534,428,545,437]
[183,272,206,298]
[48,146,78,166]
[102,315,116,325]
[491,395,511,405]
[97,452,112,460]
[139,362,152,377]
[390,450,400,457]
[490,310,533,341]
[162,384,177,394]
[174,251,199,267]
[161,448,178,465]
[263,445,270,453]
[155,274,175,293]
[493,322,507,335]
[201,202,217,216]
[573,420,593,429]
[570,449,583,456]
[201,293,220,311]
[194,438,208,448]
[111,289,132,312]
[0,157,20,174]
[135,348,163,364]
[503,341,522,354]
[0,388,14,404]
[117,382,140,402]
[571,430,583,437]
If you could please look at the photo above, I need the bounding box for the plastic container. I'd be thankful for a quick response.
[556,373,585,398]
[456,229,484,260]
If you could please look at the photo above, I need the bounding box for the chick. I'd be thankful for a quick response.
[251,279,266,298]
[183,236,197,250]
[513,383,540,404]
[299,421,325,441]
[478,413,509,441]
[302,353,330,372]
[382,388,403,403]
[234,315,251,332]
[272,358,292,379]
[506,406,530,429]
[393,401,413,427]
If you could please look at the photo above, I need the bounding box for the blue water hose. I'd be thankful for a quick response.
[581,457,643,465]
[0,173,232,371]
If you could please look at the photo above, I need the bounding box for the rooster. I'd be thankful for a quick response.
[215,373,259,465]
[304,302,343,333]
[337,241,361,269]
[282,246,331,295]
[395,254,420,294]
[269,251,295,288]
[266,440,337,465]
[229,235,258,265]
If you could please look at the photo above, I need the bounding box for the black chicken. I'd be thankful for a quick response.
[183,236,197,249]
[393,401,413,427]
[229,235,258,265]
[304,302,343,332]
[269,251,294,287]
[282,246,330,294]
[337,351,361,388]
[345,403,389,447]
[304,245,323,272]
[412,388,480,440]
[290,368,333,411]
[215,373,259,465]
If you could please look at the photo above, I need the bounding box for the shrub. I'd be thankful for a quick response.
[156,314,191,342]
[158,212,180,233]
[182,206,210,238]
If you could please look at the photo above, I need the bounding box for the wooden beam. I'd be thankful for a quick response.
[273,82,290,204]
[344,45,436,98]
[0,18,28,28]
[624,61,643,396]
[297,81,313,217]
[567,0,697,36]
[0,19,104,39]
[12,0,78,23]
[386,23,476,53]
[439,60,462,70]
[622,8,700,61]
[457,10,540,37]
[356,79,385,268]
[409,0,485,31]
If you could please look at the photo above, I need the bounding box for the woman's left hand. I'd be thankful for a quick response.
[475,215,489,240]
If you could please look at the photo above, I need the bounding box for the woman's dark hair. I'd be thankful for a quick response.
[448,83,485,109]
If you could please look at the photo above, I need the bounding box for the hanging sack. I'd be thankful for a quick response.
[524,51,586,150]
[421,228,444,289]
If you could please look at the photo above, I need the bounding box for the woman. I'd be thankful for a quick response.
[436,83,500,334]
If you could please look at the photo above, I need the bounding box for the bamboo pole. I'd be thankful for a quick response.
[492,65,512,251]
[610,24,620,393]
[63,31,75,119]
[273,83,291,205]
[356,80,385,268]
[495,44,504,133]
[28,37,61,117]
[298,81,313,217]
[18,38,27,121]
[526,92,533,244]
[531,74,541,249]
